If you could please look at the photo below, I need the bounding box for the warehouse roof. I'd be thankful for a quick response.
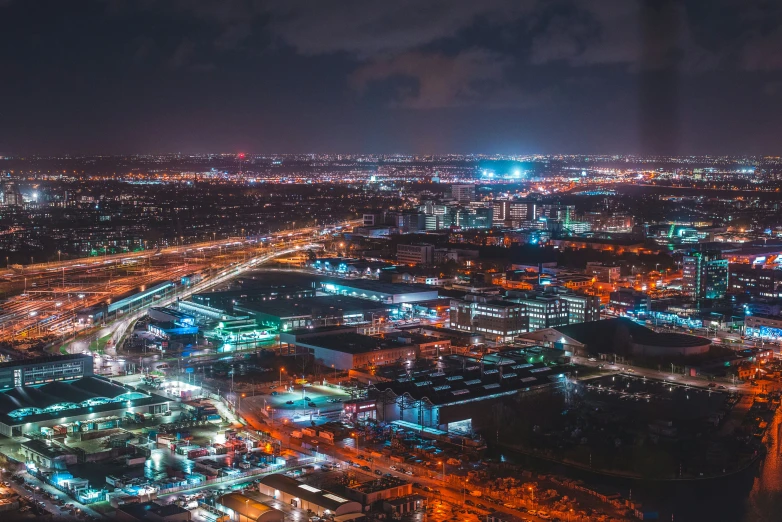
[260,474,360,513]
[218,493,280,521]
[236,295,392,319]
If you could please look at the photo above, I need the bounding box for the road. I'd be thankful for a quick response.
[571,355,753,394]
[0,220,360,343]
[75,241,324,362]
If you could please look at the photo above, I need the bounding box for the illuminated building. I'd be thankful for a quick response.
[451,184,475,203]
[609,288,651,316]
[728,264,782,298]
[682,250,728,299]
[745,314,782,341]
[258,474,362,516]
[215,493,283,522]
[0,355,168,438]
[507,292,569,331]
[449,297,528,342]
[396,243,434,265]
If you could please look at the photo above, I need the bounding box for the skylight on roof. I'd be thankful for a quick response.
[299,484,322,493]
[414,380,433,387]
[323,494,349,503]
[483,383,500,389]
[464,379,481,386]
[451,389,470,396]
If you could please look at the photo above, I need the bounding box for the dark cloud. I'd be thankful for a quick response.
[351,50,538,109]
[1,0,782,154]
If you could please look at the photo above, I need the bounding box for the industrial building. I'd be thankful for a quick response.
[319,279,439,304]
[286,332,419,370]
[518,318,711,359]
[191,285,316,311]
[216,493,284,522]
[235,296,395,332]
[147,307,198,339]
[108,281,177,316]
[258,474,361,517]
[0,355,168,438]
[366,350,569,433]
[745,314,782,341]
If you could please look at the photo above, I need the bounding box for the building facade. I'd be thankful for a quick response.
[449,298,528,343]
[451,185,475,203]
[683,251,728,299]
[396,244,434,265]
[728,264,782,298]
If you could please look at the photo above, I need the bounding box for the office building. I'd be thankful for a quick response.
[508,202,535,222]
[585,262,621,283]
[449,297,528,343]
[728,264,782,298]
[451,184,475,203]
[683,250,729,299]
[491,200,509,225]
[609,288,651,316]
[508,292,569,331]
[537,204,575,223]
[396,243,434,265]
[556,291,601,324]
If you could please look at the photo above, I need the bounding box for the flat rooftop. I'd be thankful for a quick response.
[370,350,568,405]
[236,295,394,319]
[295,333,412,355]
[321,279,438,296]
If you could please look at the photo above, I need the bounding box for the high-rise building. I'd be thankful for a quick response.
[492,200,509,225]
[682,250,728,299]
[508,202,535,221]
[1,179,22,206]
[451,184,475,203]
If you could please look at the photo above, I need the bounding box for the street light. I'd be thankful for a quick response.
[279,367,285,387]
[438,461,445,482]
[351,432,359,454]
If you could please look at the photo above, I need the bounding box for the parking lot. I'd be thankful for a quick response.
[257,383,352,420]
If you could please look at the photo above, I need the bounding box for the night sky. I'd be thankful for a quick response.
[3,0,782,155]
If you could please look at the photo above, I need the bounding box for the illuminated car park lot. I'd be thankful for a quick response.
[247,383,353,421]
